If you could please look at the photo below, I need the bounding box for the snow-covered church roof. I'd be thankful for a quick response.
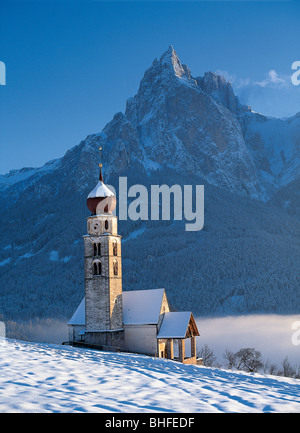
[68,288,166,327]
[87,180,115,199]
[68,298,85,326]
[122,288,165,325]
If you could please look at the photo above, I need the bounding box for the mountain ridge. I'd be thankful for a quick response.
[1,46,299,201]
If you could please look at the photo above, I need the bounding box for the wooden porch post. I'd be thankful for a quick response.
[179,339,185,362]
[166,339,174,359]
[191,336,196,358]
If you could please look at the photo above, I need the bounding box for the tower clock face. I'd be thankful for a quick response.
[90,220,101,235]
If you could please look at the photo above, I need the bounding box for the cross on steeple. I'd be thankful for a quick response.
[99,147,104,182]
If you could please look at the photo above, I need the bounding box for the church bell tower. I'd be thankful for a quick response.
[84,149,123,346]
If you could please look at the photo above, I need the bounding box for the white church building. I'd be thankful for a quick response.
[67,162,200,364]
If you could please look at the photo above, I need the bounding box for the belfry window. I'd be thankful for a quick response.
[113,260,118,276]
[113,240,117,256]
[105,220,109,230]
[93,261,101,276]
[93,242,101,256]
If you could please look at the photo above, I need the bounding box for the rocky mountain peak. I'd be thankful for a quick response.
[196,71,250,114]
[99,47,262,199]
[135,46,249,117]
[159,45,187,78]
[137,45,197,98]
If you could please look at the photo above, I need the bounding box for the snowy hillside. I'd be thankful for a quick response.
[0,339,299,413]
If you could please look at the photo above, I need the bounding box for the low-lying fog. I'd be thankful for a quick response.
[5,314,300,369]
[195,314,300,366]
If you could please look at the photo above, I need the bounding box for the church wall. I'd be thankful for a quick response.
[109,278,123,330]
[160,292,170,315]
[86,215,118,236]
[68,325,85,342]
[85,330,124,348]
[108,237,122,329]
[84,230,123,332]
[158,339,167,358]
[124,325,158,356]
[85,277,110,331]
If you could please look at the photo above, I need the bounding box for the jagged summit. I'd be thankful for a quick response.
[158,44,176,63]
[159,45,186,78]
[141,45,197,91]
[139,46,247,116]
[98,46,300,200]
[102,46,261,198]
[152,45,177,67]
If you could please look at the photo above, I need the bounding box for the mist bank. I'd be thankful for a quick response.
[3,314,300,369]
[195,314,300,366]
[5,318,68,345]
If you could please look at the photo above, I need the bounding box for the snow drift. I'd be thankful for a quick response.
[0,339,299,413]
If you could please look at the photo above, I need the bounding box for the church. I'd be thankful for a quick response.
[67,159,200,364]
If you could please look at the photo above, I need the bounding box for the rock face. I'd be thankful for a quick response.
[240,111,300,199]
[0,46,300,323]
[196,71,249,115]
[101,46,261,198]
[93,46,300,201]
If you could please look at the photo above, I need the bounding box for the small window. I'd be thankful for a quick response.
[93,242,101,256]
[105,220,109,230]
[113,260,118,276]
[93,261,101,276]
[113,240,117,256]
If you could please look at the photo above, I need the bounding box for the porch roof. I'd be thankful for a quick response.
[157,312,199,339]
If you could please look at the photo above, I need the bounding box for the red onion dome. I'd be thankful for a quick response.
[87,169,116,215]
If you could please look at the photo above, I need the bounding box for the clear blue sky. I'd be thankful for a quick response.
[0,0,299,174]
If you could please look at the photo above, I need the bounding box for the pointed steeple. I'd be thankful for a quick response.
[86,146,116,215]
[99,164,104,182]
[99,147,104,182]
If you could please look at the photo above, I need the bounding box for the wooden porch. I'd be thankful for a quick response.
[157,312,200,365]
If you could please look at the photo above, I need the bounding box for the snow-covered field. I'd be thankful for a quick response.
[0,339,299,413]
